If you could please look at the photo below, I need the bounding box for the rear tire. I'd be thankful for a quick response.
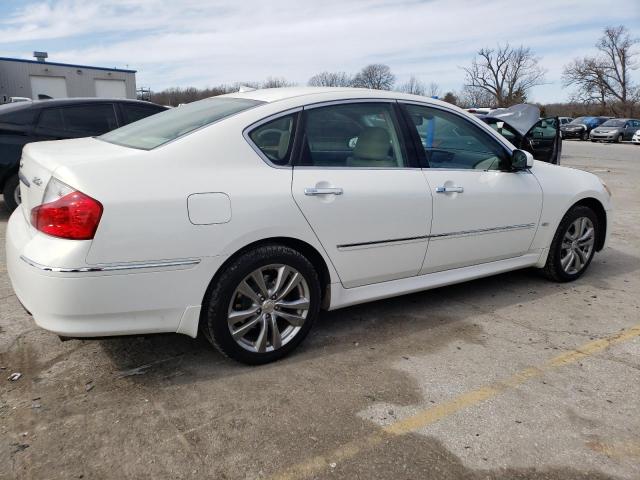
[2,174,20,213]
[616,133,622,143]
[200,245,321,364]
[542,205,599,282]
[581,131,589,141]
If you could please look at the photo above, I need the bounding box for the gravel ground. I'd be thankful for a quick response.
[1,140,639,480]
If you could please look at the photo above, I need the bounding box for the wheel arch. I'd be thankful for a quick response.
[570,197,607,251]
[201,236,333,314]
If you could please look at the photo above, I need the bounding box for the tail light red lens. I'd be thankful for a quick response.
[31,182,103,240]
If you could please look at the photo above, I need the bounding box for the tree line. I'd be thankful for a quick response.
[148,25,638,117]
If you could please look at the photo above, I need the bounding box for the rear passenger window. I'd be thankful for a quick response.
[404,104,507,170]
[300,103,407,168]
[63,104,118,135]
[122,104,163,125]
[249,113,297,166]
[38,108,64,130]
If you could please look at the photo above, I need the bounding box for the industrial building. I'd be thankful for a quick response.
[0,52,136,103]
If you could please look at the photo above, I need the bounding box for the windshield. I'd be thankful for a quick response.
[600,119,625,127]
[569,117,589,124]
[100,97,263,150]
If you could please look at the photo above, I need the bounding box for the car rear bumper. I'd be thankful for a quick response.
[6,210,223,338]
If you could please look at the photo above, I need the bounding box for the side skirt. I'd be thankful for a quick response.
[328,252,543,310]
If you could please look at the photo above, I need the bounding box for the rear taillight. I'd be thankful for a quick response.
[31,178,103,240]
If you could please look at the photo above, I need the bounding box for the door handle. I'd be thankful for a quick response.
[304,187,343,196]
[436,186,464,193]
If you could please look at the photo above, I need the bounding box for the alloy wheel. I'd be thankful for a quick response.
[560,217,595,275]
[227,264,310,353]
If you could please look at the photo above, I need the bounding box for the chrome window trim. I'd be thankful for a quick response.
[20,255,201,273]
[336,223,536,249]
[242,107,302,169]
[301,98,396,110]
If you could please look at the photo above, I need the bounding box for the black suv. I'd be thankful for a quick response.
[560,116,611,141]
[0,98,167,212]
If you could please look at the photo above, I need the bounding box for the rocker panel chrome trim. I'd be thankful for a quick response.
[20,255,201,273]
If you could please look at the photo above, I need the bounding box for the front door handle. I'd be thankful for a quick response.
[436,186,464,193]
[304,187,344,196]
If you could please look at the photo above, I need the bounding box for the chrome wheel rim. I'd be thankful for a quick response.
[560,217,595,275]
[227,264,310,353]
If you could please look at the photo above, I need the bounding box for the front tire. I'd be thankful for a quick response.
[2,174,20,213]
[542,205,598,282]
[200,245,321,364]
[616,133,623,143]
[581,131,589,141]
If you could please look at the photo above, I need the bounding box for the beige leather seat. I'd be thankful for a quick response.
[346,127,397,168]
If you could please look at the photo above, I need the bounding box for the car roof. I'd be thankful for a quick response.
[1,98,163,111]
[222,86,445,106]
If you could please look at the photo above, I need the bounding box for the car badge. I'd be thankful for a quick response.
[32,177,43,186]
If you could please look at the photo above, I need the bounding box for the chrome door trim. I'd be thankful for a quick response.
[20,255,201,273]
[336,223,536,249]
[429,223,536,239]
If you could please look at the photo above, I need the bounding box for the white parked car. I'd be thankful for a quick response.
[632,129,640,144]
[6,88,612,364]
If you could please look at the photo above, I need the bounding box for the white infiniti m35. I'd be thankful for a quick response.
[6,88,612,364]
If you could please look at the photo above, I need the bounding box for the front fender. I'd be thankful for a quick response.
[529,161,612,264]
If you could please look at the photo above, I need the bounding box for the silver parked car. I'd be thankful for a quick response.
[590,118,640,143]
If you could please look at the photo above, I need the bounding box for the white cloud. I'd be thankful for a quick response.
[0,0,638,102]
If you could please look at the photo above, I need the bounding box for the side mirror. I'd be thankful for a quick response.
[511,149,534,170]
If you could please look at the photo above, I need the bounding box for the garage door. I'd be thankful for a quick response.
[95,79,127,98]
[30,76,68,100]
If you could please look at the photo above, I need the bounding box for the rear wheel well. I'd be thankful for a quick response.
[202,237,332,311]
[572,198,607,251]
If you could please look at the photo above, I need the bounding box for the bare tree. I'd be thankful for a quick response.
[563,25,639,116]
[463,44,546,107]
[442,91,459,106]
[397,75,426,95]
[427,82,441,98]
[458,85,495,108]
[563,57,609,112]
[308,71,353,87]
[352,64,395,90]
[262,77,296,88]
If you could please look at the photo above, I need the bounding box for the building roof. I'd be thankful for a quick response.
[0,56,136,73]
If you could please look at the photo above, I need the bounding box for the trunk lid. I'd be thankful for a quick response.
[19,137,135,220]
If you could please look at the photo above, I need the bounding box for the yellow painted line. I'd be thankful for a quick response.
[270,324,640,480]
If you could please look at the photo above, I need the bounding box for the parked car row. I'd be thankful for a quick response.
[589,118,640,143]
[0,98,167,212]
[558,115,640,143]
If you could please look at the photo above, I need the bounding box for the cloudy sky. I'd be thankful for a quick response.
[0,0,638,102]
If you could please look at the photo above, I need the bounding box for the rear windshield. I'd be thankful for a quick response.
[100,97,263,150]
[0,103,35,125]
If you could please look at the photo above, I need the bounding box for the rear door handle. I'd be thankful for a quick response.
[435,186,464,193]
[304,187,343,196]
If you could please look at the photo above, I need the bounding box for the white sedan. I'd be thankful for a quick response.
[6,87,612,364]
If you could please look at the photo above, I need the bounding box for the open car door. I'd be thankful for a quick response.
[525,116,561,165]
[484,105,561,165]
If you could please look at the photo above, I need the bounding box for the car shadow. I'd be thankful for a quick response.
[96,246,640,385]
